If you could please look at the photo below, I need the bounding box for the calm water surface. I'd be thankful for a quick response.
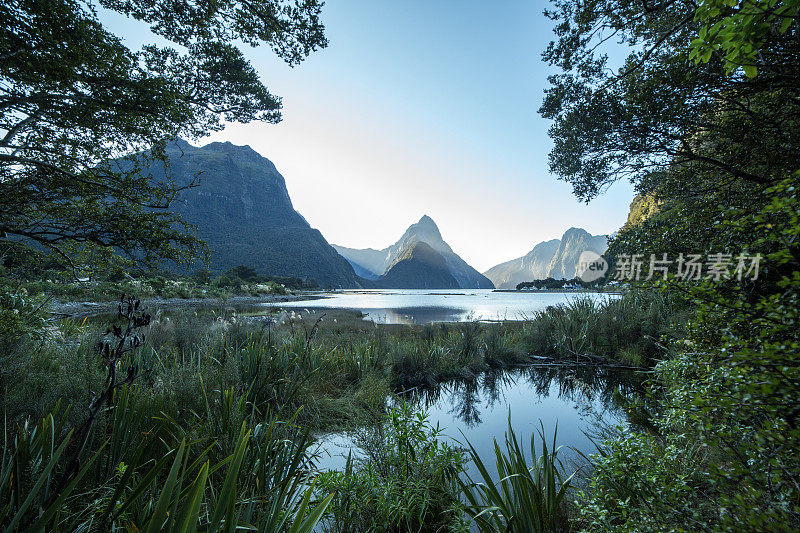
[314,366,639,479]
[263,288,634,483]
[264,288,614,324]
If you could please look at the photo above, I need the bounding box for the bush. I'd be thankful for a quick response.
[0,289,49,352]
[460,419,574,533]
[318,403,467,532]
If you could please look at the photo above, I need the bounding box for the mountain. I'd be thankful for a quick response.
[153,140,360,288]
[333,215,494,289]
[546,228,608,280]
[483,239,561,290]
[331,246,385,280]
[377,242,460,289]
[483,228,609,288]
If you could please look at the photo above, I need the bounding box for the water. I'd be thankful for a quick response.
[268,288,634,484]
[263,288,614,325]
[314,366,639,479]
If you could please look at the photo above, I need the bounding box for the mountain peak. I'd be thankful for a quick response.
[417,214,437,226]
[334,214,494,288]
[400,215,444,246]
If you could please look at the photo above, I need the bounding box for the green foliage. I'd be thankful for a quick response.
[0,264,298,302]
[516,277,601,291]
[541,0,800,202]
[0,0,326,268]
[578,427,712,532]
[0,404,333,532]
[0,289,48,352]
[691,0,800,76]
[460,419,574,533]
[522,289,683,366]
[577,176,800,531]
[318,403,467,533]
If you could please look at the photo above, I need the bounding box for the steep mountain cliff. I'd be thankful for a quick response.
[484,228,608,288]
[154,140,360,288]
[483,239,561,289]
[376,242,460,289]
[333,215,493,289]
[546,228,608,280]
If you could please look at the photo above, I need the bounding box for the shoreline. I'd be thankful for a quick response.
[50,292,325,317]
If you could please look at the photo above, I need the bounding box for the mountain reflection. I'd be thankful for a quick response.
[401,365,645,429]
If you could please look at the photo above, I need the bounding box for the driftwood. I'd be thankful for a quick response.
[566,349,608,363]
[523,361,646,371]
[522,350,646,371]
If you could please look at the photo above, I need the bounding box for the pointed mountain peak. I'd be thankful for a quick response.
[403,214,444,244]
[417,214,437,227]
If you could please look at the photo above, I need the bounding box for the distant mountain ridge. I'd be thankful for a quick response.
[150,140,360,288]
[333,215,494,289]
[484,228,608,289]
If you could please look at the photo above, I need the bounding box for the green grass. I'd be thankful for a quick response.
[522,287,686,366]
[0,287,682,531]
[460,419,575,533]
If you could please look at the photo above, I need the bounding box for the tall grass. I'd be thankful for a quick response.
[460,420,575,533]
[0,395,332,531]
[523,288,684,366]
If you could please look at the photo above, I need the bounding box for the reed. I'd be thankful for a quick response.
[460,419,575,533]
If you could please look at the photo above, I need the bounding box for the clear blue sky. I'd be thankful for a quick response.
[102,0,634,272]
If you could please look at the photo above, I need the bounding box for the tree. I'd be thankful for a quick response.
[542,1,800,528]
[691,0,800,77]
[540,0,800,203]
[0,0,326,271]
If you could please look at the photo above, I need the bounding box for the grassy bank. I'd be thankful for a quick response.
[0,287,680,531]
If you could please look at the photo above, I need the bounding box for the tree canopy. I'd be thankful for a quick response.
[540,0,800,203]
[542,0,800,528]
[0,0,326,270]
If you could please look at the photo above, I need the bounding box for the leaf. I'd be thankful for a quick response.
[209,423,250,533]
[173,461,209,533]
[4,429,74,533]
[145,439,186,533]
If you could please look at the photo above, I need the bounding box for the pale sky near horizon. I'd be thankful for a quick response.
[102,0,634,272]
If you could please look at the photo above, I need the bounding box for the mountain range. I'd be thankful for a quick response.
[143,140,608,290]
[483,228,609,289]
[333,215,494,289]
[153,140,360,288]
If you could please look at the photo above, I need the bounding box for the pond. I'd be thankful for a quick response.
[314,365,641,480]
[262,288,615,325]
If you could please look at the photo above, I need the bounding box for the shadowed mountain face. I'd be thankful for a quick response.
[152,140,360,288]
[484,228,608,288]
[333,215,494,289]
[546,228,608,280]
[377,242,460,289]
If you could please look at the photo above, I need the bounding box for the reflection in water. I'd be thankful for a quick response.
[266,289,615,325]
[315,365,645,477]
[367,306,469,325]
[403,365,643,429]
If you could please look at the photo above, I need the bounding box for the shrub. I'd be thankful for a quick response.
[318,403,467,532]
[0,289,49,351]
[460,419,574,533]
